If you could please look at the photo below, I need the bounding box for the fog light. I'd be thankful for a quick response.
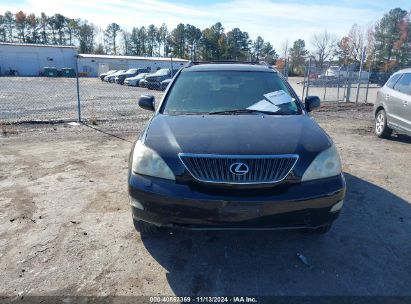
[129,196,144,210]
[330,200,344,213]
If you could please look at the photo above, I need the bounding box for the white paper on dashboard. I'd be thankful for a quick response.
[247,99,280,112]
[263,90,292,106]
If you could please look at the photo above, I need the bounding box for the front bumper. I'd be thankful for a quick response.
[129,174,346,230]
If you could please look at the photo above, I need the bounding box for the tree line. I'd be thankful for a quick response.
[0,7,409,72]
[285,7,410,74]
[0,11,277,63]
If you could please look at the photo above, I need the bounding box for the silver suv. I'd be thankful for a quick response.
[374,68,411,138]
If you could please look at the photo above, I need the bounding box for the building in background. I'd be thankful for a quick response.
[0,43,188,77]
[0,43,78,76]
[77,54,188,77]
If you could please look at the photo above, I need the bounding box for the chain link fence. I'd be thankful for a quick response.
[298,61,385,104]
[0,59,388,129]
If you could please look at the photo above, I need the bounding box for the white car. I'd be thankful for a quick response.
[124,73,149,86]
[325,66,348,78]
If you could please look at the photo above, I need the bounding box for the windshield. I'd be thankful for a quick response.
[162,71,300,115]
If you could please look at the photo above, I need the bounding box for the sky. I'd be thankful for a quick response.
[0,0,410,51]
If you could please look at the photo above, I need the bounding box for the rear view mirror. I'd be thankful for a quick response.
[305,96,320,112]
[138,95,155,111]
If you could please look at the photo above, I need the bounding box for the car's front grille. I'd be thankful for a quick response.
[179,153,298,184]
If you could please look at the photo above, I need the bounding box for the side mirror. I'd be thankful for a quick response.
[305,96,320,112]
[138,95,155,111]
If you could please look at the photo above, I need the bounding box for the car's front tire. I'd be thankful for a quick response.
[133,219,158,234]
[375,109,393,138]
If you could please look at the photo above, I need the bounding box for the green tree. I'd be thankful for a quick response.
[199,22,226,60]
[15,11,27,42]
[157,23,168,56]
[78,23,95,53]
[66,19,79,46]
[104,22,121,54]
[261,42,278,64]
[4,11,14,42]
[374,8,410,71]
[146,24,157,56]
[289,39,308,75]
[169,23,186,58]
[252,36,264,60]
[224,28,250,60]
[185,24,202,60]
[39,12,48,44]
[0,14,7,41]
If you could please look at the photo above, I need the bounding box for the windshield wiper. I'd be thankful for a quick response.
[208,109,290,115]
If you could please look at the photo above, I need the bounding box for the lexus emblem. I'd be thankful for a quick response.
[229,162,249,175]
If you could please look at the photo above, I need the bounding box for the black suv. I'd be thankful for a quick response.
[145,68,178,90]
[129,62,346,234]
[115,68,150,85]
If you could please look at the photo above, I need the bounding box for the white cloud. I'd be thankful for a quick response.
[0,0,385,51]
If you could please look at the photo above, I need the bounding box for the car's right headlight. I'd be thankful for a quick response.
[131,141,175,180]
[301,145,342,182]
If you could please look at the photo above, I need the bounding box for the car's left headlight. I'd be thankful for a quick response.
[301,144,342,181]
[131,141,175,180]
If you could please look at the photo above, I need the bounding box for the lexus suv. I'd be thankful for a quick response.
[129,62,346,234]
[374,68,411,138]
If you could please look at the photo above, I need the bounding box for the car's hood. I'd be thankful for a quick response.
[144,114,332,175]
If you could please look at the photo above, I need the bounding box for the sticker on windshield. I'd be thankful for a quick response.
[263,90,292,106]
[247,99,280,112]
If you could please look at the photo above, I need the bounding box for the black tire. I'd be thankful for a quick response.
[375,109,393,138]
[133,219,158,234]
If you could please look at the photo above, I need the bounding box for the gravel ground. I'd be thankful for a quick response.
[0,78,411,299]
[0,80,410,300]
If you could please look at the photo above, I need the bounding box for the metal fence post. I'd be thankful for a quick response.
[323,63,329,101]
[75,55,81,122]
[346,64,352,102]
[365,55,374,104]
[306,58,312,99]
[301,63,307,101]
[355,47,366,105]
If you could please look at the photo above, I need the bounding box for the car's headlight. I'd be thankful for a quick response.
[301,145,342,181]
[131,141,175,180]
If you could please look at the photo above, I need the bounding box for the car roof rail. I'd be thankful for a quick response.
[184,60,274,69]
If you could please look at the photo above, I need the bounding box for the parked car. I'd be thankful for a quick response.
[160,78,172,91]
[374,68,411,138]
[324,66,349,78]
[124,73,150,87]
[369,72,391,86]
[145,68,178,90]
[115,68,150,85]
[129,62,346,235]
[99,70,117,81]
[104,70,126,83]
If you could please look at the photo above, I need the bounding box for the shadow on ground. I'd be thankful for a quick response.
[142,173,411,296]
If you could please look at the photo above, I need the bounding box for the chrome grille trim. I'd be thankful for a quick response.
[178,153,299,184]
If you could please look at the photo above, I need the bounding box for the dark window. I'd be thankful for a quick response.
[393,73,411,95]
[162,71,299,115]
[386,73,402,89]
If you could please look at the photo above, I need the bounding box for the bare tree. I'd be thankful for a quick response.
[280,38,289,59]
[347,24,366,64]
[311,31,337,68]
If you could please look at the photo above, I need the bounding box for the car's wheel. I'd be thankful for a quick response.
[133,219,158,234]
[375,109,392,138]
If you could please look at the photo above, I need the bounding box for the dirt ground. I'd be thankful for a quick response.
[1,103,411,300]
